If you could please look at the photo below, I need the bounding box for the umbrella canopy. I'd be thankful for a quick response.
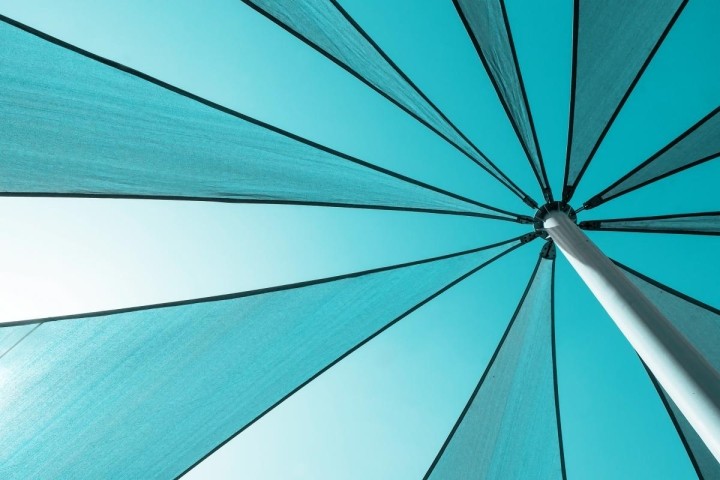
[0,1,718,479]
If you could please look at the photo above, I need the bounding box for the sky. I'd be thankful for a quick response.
[0,0,718,478]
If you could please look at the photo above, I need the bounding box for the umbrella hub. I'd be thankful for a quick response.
[533,201,576,239]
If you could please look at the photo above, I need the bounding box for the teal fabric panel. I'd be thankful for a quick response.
[426,257,562,479]
[619,263,720,379]
[660,386,720,480]
[600,108,720,202]
[581,212,720,236]
[0,324,37,358]
[0,18,495,217]
[619,262,720,479]
[244,0,449,136]
[0,242,514,479]
[242,0,524,198]
[566,0,684,191]
[455,0,547,193]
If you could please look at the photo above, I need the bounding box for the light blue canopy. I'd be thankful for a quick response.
[0,1,718,478]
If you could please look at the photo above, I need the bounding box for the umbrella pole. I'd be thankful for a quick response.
[544,210,720,463]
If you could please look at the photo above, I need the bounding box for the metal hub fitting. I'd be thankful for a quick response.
[533,201,577,239]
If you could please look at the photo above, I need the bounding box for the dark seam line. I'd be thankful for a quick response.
[239,1,534,205]
[329,0,534,206]
[595,152,720,207]
[241,0,523,199]
[612,259,720,315]
[2,235,530,328]
[579,211,720,236]
[582,211,720,223]
[0,193,527,223]
[583,107,720,208]
[449,0,540,209]
[176,239,534,479]
[597,106,720,201]
[452,0,545,199]
[0,13,519,219]
[238,2,509,192]
[500,0,553,201]
[422,249,544,479]
[581,226,720,236]
[451,0,537,175]
[565,0,689,201]
[639,360,704,480]
[550,257,568,480]
[561,0,580,203]
[0,323,44,361]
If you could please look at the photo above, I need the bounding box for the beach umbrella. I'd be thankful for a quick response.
[0,1,718,478]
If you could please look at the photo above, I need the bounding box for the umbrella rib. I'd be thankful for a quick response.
[580,211,720,236]
[550,253,569,480]
[612,260,720,316]
[640,360,705,480]
[240,0,538,208]
[0,14,527,223]
[613,259,720,477]
[1,234,536,329]
[422,249,544,479]
[582,106,720,210]
[589,152,719,209]
[1,2,712,477]
[0,323,43,362]
[561,0,580,203]
[174,237,536,479]
[561,0,688,202]
[330,0,535,206]
[0,193,531,224]
[453,0,552,201]
[499,0,553,202]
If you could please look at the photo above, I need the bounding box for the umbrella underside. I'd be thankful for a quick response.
[0,1,718,478]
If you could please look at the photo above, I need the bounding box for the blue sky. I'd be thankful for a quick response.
[0,0,718,478]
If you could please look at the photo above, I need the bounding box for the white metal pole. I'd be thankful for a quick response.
[544,209,720,462]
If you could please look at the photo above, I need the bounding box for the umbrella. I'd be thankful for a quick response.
[0,0,718,478]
